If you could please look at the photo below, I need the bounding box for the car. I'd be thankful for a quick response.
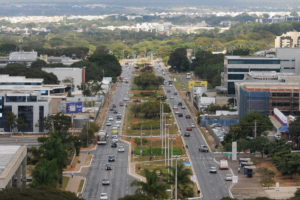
[186,127,192,131]
[105,164,112,170]
[225,174,233,181]
[112,104,116,108]
[112,129,118,134]
[109,107,114,111]
[108,116,114,121]
[100,193,108,200]
[108,155,115,162]
[167,90,171,93]
[118,146,125,152]
[184,132,190,137]
[116,120,122,124]
[199,145,209,152]
[119,102,124,106]
[178,113,183,117]
[178,102,182,106]
[209,166,217,173]
[181,106,186,109]
[185,114,191,119]
[123,97,129,101]
[116,114,122,120]
[102,179,110,185]
[133,99,141,103]
[191,123,195,128]
[170,96,174,99]
[112,135,118,143]
[106,122,112,126]
[113,110,118,114]
[111,142,117,148]
[174,92,177,95]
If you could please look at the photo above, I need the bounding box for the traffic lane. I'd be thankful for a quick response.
[0,137,40,147]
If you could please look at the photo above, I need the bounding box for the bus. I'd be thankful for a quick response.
[97,131,107,145]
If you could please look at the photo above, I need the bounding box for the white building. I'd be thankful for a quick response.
[8,51,38,66]
[275,32,300,48]
[0,75,69,133]
[42,67,85,92]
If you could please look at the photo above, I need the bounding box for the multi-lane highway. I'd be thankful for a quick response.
[154,62,230,200]
[83,62,136,200]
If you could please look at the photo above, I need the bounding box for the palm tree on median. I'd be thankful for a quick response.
[131,169,168,200]
[167,163,194,199]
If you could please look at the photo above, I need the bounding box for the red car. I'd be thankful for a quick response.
[186,127,192,131]
[119,102,124,106]
[185,114,191,119]
[133,99,141,103]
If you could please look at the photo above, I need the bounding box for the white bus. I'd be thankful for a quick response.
[97,131,107,145]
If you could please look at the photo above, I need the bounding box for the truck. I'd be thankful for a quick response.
[97,131,107,145]
[219,159,229,170]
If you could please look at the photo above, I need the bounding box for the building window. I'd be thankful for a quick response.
[0,106,12,132]
[250,68,280,72]
[27,96,37,102]
[39,106,44,132]
[272,102,291,107]
[293,93,299,97]
[228,59,280,65]
[40,90,48,95]
[228,74,244,80]
[228,82,235,95]
[18,106,33,132]
[6,96,26,102]
[272,93,291,97]
[228,68,249,72]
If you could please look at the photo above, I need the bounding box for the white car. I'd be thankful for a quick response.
[191,123,195,128]
[118,146,125,152]
[225,174,233,181]
[116,120,122,124]
[106,122,112,126]
[112,135,118,143]
[209,166,217,173]
[100,193,108,200]
[108,116,114,121]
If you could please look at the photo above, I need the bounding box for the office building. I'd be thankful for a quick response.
[224,48,300,95]
[0,75,69,133]
[275,32,300,48]
[0,145,27,189]
[235,81,300,119]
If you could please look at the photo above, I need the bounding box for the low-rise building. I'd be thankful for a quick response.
[8,51,38,66]
[275,32,300,48]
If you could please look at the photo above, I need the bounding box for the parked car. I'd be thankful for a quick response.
[185,114,191,119]
[209,166,217,173]
[199,145,209,152]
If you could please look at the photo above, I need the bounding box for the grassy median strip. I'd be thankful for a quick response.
[62,176,70,190]
[78,179,84,193]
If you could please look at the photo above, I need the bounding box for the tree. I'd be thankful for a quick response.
[167,163,194,199]
[119,193,152,200]
[43,113,71,132]
[79,121,99,147]
[42,135,68,187]
[16,117,27,133]
[168,48,190,72]
[5,111,17,132]
[133,72,164,90]
[32,159,58,187]
[31,59,47,68]
[0,186,83,200]
[288,117,300,149]
[131,169,168,199]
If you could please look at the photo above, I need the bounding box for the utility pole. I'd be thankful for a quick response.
[254,120,257,138]
[164,115,167,166]
[86,120,89,147]
[175,156,178,200]
[150,125,153,156]
[168,128,170,171]
[140,124,143,156]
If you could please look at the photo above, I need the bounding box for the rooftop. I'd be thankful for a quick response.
[9,51,38,62]
[0,146,20,175]
[0,74,43,83]
[226,56,279,60]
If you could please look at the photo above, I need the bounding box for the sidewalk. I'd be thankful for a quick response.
[64,175,85,194]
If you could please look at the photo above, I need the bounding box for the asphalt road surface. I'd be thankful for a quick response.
[154,62,230,200]
[83,62,136,200]
[0,136,39,147]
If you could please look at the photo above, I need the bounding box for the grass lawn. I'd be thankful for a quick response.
[62,176,70,190]
[78,179,85,193]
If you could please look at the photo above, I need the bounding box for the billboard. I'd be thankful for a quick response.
[66,102,83,114]
[188,80,208,89]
